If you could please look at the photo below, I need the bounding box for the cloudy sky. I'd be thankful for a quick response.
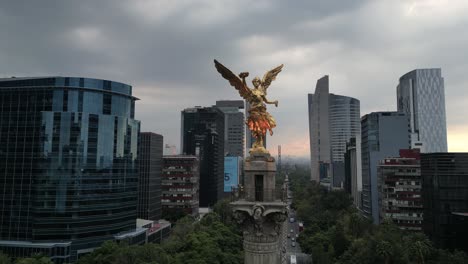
[1,0,467,157]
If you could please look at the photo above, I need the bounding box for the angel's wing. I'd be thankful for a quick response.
[261,64,284,92]
[214,60,252,100]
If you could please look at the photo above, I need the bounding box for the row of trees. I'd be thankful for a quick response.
[0,254,54,264]
[289,166,467,264]
[0,200,243,264]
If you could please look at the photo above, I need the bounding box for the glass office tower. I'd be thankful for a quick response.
[361,112,410,224]
[0,77,140,262]
[397,69,447,152]
[308,75,360,186]
[181,107,224,207]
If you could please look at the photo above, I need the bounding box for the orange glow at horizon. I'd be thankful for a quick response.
[268,136,310,157]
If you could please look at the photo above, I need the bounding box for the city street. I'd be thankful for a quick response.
[280,187,312,264]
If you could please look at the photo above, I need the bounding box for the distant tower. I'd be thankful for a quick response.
[308,75,360,187]
[164,144,177,155]
[278,145,282,176]
[215,100,245,157]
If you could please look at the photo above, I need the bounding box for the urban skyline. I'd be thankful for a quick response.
[1,1,468,263]
[1,1,468,157]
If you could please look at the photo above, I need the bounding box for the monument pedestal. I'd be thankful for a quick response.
[231,153,287,264]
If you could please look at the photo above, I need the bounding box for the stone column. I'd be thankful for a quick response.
[231,153,287,264]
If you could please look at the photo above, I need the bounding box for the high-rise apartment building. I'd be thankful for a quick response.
[378,149,422,231]
[181,107,224,207]
[138,132,163,221]
[397,69,447,152]
[361,112,410,224]
[308,75,360,186]
[162,155,199,218]
[215,100,245,157]
[422,153,468,252]
[0,77,140,262]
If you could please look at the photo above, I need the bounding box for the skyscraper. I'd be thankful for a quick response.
[308,75,360,186]
[138,132,163,221]
[361,112,410,224]
[422,153,468,252]
[215,100,245,157]
[181,107,224,207]
[0,77,140,262]
[397,69,447,152]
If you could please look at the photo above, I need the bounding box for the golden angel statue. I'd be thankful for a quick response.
[214,60,283,154]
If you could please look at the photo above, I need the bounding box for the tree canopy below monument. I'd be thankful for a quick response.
[290,165,468,264]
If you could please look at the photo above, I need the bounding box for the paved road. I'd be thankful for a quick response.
[280,190,312,264]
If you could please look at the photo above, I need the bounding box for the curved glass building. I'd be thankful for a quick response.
[0,77,140,262]
[308,75,361,188]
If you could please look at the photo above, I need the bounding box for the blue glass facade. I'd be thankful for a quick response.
[0,77,140,262]
[361,112,410,224]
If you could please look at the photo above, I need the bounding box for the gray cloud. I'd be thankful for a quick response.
[1,0,467,156]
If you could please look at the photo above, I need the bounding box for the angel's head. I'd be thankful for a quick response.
[252,77,261,88]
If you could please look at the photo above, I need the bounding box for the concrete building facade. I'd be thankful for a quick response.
[378,149,422,231]
[161,155,199,218]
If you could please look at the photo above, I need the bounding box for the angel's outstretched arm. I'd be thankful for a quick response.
[239,72,249,86]
[262,95,278,107]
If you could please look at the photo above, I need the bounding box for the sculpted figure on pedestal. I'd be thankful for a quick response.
[214,60,283,154]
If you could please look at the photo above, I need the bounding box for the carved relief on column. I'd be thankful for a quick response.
[232,203,287,241]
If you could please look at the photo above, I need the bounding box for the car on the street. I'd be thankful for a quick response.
[296,234,299,238]
[290,255,297,264]
[287,233,291,238]
[291,237,295,242]
[292,242,296,247]
[290,229,293,233]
